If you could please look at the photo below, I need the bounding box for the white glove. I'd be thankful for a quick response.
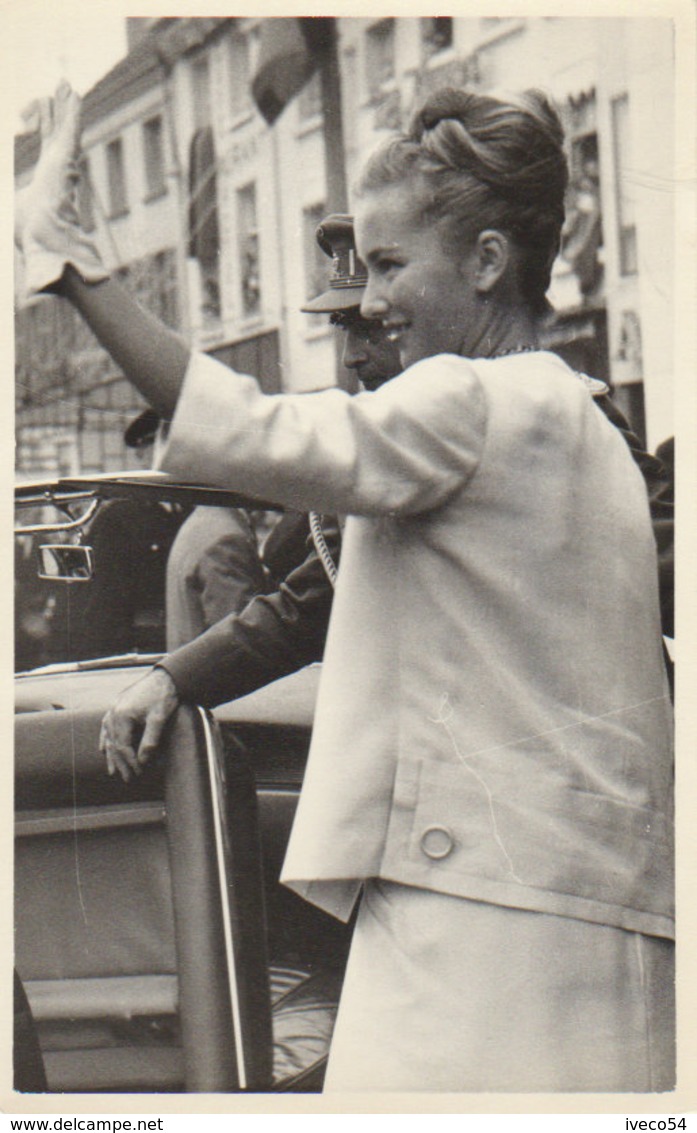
[15,81,109,297]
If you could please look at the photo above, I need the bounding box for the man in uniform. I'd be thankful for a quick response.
[70,410,185,660]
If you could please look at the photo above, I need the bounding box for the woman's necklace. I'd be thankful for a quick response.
[488,344,538,359]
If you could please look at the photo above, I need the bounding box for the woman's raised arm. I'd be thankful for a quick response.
[62,270,189,419]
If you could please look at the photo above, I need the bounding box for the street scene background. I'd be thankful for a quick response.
[13,14,676,479]
[6,7,697,1113]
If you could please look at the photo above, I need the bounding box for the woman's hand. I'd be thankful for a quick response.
[15,81,108,296]
[99,666,181,782]
[17,82,190,418]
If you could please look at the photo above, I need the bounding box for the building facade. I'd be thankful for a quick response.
[15,24,185,476]
[15,15,675,476]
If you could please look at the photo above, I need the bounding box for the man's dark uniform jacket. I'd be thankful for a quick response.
[160,514,340,706]
[159,397,673,710]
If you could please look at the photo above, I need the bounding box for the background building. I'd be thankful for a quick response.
[14,15,676,476]
[15,25,183,476]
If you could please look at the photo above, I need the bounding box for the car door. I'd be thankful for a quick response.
[15,699,272,1092]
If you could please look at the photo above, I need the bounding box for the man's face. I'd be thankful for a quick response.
[331,308,402,391]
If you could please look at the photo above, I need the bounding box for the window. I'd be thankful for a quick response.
[298,72,322,121]
[237,183,261,318]
[117,249,179,328]
[188,125,220,322]
[421,17,453,59]
[76,156,95,232]
[142,116,166,200]
[562,132,603,297]
[106,137,128,218]
[152,250,179,329]
[365,19,395,95]
[229,33,251,118]
[211,329,281,394]
[611,94,638,276]
[191,55,212,130]
[303,202,327,322]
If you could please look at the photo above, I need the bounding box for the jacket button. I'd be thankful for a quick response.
[420,825,455,860]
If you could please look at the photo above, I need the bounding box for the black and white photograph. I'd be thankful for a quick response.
[5,1,696,1119]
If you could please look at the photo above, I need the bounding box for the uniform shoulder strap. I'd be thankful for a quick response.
[575,371,610,398]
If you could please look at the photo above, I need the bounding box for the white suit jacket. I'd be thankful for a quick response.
[159,350,673,938]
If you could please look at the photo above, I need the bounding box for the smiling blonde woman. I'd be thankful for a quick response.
[16,82,673,1093]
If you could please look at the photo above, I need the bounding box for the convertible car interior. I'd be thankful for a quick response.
[14,478,352,1094]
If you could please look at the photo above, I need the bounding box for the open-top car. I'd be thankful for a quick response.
[14,473,350,1094]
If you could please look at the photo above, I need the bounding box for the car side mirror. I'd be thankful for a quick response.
[37,544,94,582]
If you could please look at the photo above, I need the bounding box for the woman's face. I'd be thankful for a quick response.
[355,184,481,369]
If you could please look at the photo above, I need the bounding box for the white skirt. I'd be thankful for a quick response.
[324,880,675,1093]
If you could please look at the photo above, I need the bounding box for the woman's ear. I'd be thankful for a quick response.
[471,229,510,294]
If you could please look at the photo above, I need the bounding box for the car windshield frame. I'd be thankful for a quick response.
[15,472,279,521]
[15,473,284,673]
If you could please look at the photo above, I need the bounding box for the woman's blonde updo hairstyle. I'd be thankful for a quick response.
[355,87,568,316]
